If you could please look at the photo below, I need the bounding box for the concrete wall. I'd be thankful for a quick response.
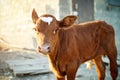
[59,0,72,19]
[94,0,120,55]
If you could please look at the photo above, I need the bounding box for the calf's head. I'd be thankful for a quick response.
[32,9,77,55]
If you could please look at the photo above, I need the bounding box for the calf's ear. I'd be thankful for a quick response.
[59,15,77,27]
[32,9,39,24]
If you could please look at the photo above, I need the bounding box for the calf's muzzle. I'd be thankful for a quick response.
[37,44,51,53]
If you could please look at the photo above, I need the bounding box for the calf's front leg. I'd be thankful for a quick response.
[56,77,65,80]
[66,61,79,80]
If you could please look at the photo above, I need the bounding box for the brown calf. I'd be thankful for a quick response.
[32,9,118,80]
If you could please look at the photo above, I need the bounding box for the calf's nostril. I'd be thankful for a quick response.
[47,46,50,50]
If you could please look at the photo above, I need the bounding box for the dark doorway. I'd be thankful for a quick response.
[72,0,94,23]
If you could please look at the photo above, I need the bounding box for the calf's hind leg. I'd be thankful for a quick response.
[93,56,106,80]
[107,51,118,80]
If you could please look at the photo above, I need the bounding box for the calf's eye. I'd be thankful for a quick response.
[53,28,59,34]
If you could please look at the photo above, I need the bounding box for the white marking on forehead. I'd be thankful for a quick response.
[40,17,53,25]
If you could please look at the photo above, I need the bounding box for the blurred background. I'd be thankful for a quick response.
[0,0,120,80]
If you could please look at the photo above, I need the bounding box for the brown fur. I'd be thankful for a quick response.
[32,9,118,80]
